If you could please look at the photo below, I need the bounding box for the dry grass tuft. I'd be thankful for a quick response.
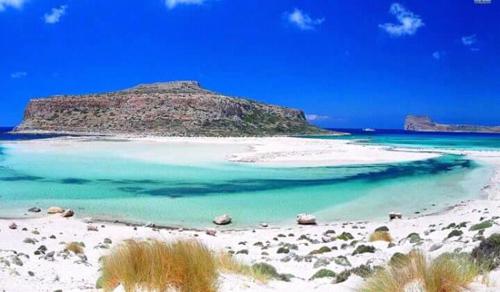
[361,250,480,292]
[369,231,393,242]
[216,252,271,283]
[65,242,84,254]
[100,239,218,292]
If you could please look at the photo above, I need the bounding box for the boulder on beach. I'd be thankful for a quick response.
[297,214,317,225]
[9,222,17,230]
[62,209,75,218]
[213,214,232,225]
[47,207,65,214]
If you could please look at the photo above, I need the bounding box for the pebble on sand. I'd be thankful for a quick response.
[62,209,75,218]
[213,214,232,225]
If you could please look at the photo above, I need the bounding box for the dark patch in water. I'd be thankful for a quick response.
[127,155,475,198]
[60,178,92,185]
[96,178,162,185]
[1,175,44,181]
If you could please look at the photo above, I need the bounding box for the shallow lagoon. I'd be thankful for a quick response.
[0,138,492,227]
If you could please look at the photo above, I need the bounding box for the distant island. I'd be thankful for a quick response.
[405,115,500,134]
[14,81,333,137]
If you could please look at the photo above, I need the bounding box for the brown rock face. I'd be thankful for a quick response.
[14,81,329,137]
[404,115,500,133]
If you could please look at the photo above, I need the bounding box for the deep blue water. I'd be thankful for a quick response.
[0,127,73,141]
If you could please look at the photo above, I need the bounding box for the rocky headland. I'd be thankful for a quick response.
[405,115,500,134]
[14,81,330,137]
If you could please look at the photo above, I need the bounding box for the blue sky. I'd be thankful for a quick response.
[1,0,499,128]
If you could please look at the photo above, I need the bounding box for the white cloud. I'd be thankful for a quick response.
[432,51,442,60]
[165,0,205,9]
[44,5,67,24]
[286,8,324,31]
[306,114,329,121]
[461,34,477,46]
[0,0,26,11]
[10,71,27,78]
[379,3,424,37]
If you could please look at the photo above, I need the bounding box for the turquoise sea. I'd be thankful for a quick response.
[0,127,498,227]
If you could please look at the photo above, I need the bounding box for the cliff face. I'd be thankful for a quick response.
[14,81,329,137]
[404,115,500,134]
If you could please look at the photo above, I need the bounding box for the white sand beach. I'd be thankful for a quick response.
[0,137,499,291]
[4,136,440,167]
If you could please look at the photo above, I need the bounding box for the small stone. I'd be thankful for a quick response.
[103,238,112,244]
[87,225,98,232]
[62,209,75,218]
[260,223,269,228]
[23,238,37,244]
[389,212,402,220]
[36,245,47,255]
[11,256,23,266]
[28,271,35,277]
[406,232,422,244]
[205,229,217,236]
[9,222,17,230]
[28,207,41,213]
[236,249,248,255]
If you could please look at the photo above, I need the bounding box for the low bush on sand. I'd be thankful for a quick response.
[64,242,84,254]
[369,231,393,242]
[99,239,272,292]
[100,239,218,292]
[216,252,271,283]
[361,250,480,292]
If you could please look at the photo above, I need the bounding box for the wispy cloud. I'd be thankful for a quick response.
[379,3,424,37]
[44,5,67,24]
[165,0,205,9]
[461,34,480,51]
[432,51,443,60]
[461,34,477,46]
[10,71,27,78]
[286,8,324,31]
[0,0,26,11]
[306,114,329,122]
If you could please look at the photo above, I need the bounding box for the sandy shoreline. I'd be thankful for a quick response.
[0,137,500,291]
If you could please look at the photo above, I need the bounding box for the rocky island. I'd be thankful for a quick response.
[404,115,500,134]
[14,81,330,137]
